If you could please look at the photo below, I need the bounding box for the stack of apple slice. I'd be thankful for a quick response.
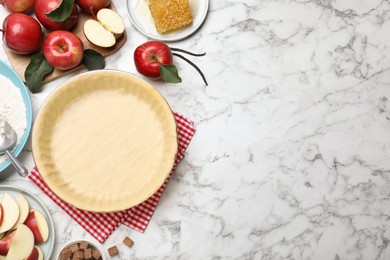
[0,192,49,260]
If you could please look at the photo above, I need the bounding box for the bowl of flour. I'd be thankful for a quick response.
[0,60,32,172]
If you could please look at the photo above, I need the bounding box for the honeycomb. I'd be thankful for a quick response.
[148,0,193,34]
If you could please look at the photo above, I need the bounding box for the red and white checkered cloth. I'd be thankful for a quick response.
[28,112,195,243]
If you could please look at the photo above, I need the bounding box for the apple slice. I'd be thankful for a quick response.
[10,193,30,231]
[0,193,19,233]
[26,246,43,260]
[0,203,4,227]
[24,210,49,244]
[96,8,125,35]
[84,19,116,47]
[83,8,124,48]
[0,229,16,256]
[6,224,34,260]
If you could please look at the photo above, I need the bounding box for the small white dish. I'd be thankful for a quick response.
[127,0,209,41]
[57,240,105,260]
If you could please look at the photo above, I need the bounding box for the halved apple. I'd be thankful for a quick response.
[26,245,44,260]
[10,193,30,231]
[6,224,34,260]
[24,210,49,244]
[83,8,124,48]
[0,193,20,234]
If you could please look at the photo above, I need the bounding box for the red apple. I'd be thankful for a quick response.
[42,30,84,70]
[1,13,42,54]
[134,41,208,85]
[34,0,78,31]
[76,0,111,14]
[24,210,49,244]
[0,0,34,13]
[134,41,173,79]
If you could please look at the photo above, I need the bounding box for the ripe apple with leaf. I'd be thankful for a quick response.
[134,41,208,85]
[34,0,78,31]
[42,30,84,70]
[76,0,111,14]
[1,13,42,54]
[0,0,34,13]
[134,41,173,79]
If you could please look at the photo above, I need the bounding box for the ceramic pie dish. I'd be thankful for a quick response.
[32,70,178,212]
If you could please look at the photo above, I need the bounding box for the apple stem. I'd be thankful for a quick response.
[172,53,208,86]
[90,7,97,20]
[170,47,206,57]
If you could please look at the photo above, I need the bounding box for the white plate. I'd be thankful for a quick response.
[0,185,55,259]
[127,0,209,41]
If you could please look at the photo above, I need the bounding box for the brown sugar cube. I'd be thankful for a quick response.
[60,248,72,259]
[59,255,71,260]
[69,243,79,253]
[79,241,89,249]
[92,249,101,259]
[107,245,119,256]
[60,247,72,256]
[74,250,84,258]
[84,248,92,259]
[123,236,134,248]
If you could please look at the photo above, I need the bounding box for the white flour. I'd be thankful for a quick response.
[0,74,27,165]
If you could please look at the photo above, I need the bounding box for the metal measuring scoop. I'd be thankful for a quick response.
[0,121,28,177]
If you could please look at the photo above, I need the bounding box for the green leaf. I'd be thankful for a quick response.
[159,64,182,83]
[46,0,74,22]
[24,53,53,94]
[82,49,106,70]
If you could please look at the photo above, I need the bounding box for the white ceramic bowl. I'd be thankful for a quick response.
[57,240,106,260]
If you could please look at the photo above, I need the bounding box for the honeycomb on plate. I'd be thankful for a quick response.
[148,0,193,34]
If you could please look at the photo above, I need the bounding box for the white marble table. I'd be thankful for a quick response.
[1,0,390,259]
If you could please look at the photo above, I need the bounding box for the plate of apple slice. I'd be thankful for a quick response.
[0,185,54,260]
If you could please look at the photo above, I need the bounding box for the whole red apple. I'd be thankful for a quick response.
[34,0,78,31]
[42,30,84,70]
[1,13,42,54]
[0,0,34,13]
[134,41,173,78]
[76,0,111,14]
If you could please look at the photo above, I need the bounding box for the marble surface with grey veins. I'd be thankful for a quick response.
[1,0,390,259]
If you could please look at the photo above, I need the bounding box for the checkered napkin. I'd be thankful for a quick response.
[28,112,195,243]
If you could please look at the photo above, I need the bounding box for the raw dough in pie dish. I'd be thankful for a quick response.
[32,70,178,212]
